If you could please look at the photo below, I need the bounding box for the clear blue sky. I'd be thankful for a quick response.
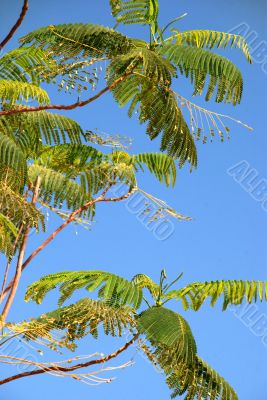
[0,1,267,399]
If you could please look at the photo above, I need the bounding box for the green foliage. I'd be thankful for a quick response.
[161,45,243,104]
[22,270,265,398]
[0,47,56,84]
[28,164,89,212]
[0,133,27,189]
[10,298,135,350]
[171,30,252,63]
[0,80,50,105]
[172,280,267,311]
[25,270,143,309]
[0,212,18,258]
[131,273,160,299]
[138,306,196,367]
[167,356,237,399]
[20,24,133,59]
[110,1,158,26]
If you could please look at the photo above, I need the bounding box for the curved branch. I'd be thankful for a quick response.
[0,1,29,50]
[0,70,133,117]
[0,334,139,385]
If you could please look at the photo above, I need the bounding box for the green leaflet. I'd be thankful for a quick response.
[25,270,143,309]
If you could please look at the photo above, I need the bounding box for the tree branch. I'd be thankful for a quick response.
[0,177,41,324]
[0,334,139,385]
[1,186,137,300]
[0,1,29,50]
[0,71,133,117]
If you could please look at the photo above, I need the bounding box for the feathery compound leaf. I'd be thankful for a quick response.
[37,144,103,173]
[0,183,44,231]
[167,356,238,399]
[25,270,143,309]
[0,212,18,257]
[138,306,197,368]
[0,80,50,105]
[172,30,252,63]
[110,72,197,167]
[0,111,85,157]
[0,134,27,189]
[174,280,267,311]
[161,45,243,105]
[131,274,160,299]
[28,164,88,212]
[132,152,177,187]
[0,47,56,84]
[11,298,135,349]
[20,24,133,60]
[110,0,159,34]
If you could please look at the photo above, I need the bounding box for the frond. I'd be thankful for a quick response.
[0,111,85,157]
[174,280,267,311]
[172,30,252,63]
[108,47,175,90]
[0,183,44,231]
[20,24,133,60]
[37,144,103,172]
[110,0,159,34]
[0,133,27,189]
[161,45,243,104]
[0,47,56,84]
[28,164,89,213]
[167,356,237,399]
[110,73,197,167]
[132,152,177,187]
[0,212,17,257]
[0,80,50,105]
[25,270,143,309]
[131,274,160,299]
[138,306,197,368]
[10,298,135,350]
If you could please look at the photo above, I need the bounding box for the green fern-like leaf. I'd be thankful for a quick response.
[25,270,143,309]
[174,280,267,311]
[0,133,27,189]
[161,45,243,104]
[167,356,237,399]
[0,183,44,235]
[131,274,160,299]
[0,47,56,84]
[132,152,177,187]
[28,164,88,213]
[11,298,135,349]
[110,72,197,167]
[110,0,160,35]
[172,30,252,63]
[0,110,85,154]
[20,24,133,60]
[0,80,50,105]
[138,306,197,368]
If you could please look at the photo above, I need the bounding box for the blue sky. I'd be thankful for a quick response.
[0,1,267,399]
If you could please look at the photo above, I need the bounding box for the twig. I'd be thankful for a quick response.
[0,334,139,385]
[0,1,29,50]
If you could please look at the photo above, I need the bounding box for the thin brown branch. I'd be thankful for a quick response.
[0,334,139,385]
[1,186,137,300]
[0,1,29,50]
[0,71,133,117]
[0,177,41,324]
